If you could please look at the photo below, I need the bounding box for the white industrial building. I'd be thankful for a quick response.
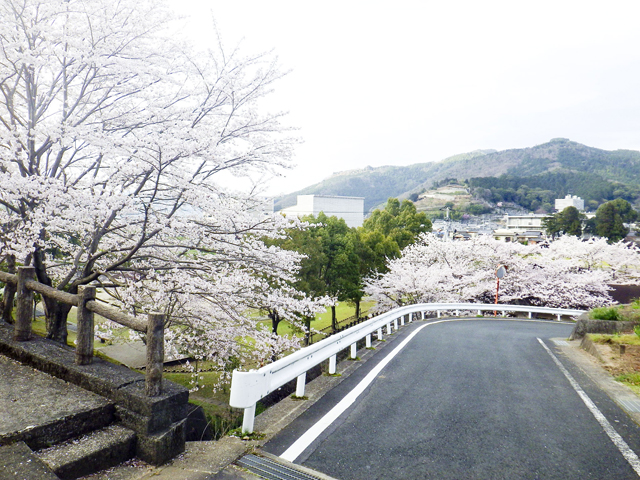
[555,195,585,211]
[503,213,547,233]
[280,195,365,228]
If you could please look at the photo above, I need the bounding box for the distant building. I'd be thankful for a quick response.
[280,195,365,228]
[493,229,544,244]
[555,195,584,212]
[503,213,547,233]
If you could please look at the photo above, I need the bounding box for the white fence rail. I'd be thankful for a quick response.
[229,302,584,432]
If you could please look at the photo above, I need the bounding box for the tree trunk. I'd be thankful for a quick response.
[355,300,361,320]
[34,247,73,345]
[331,305,337,331]
[304,316,312,346]
[2,255,16,324]
[43,298,72,345]
[269,310,280,335]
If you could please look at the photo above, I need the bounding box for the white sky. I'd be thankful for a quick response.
[168,0,640,195]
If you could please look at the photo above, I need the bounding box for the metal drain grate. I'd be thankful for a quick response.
[236,454,323,480]
[619,398,640,413]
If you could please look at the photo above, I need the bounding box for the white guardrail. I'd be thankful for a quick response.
[230,302,584,432]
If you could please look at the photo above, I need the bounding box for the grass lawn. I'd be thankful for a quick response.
[263,300,376,337]
[31,305,132,349]
[589,334,640,346]
[163,369,245,438]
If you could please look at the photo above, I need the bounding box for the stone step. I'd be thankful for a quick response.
[0,355,115,450]
[36,424,136,480]
[0,441,60,480]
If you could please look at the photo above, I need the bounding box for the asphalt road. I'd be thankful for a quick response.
[263,319,640,479]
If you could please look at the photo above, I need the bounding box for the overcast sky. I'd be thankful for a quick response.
[168,1,640,195]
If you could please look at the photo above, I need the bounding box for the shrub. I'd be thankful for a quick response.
[589,306,621,321]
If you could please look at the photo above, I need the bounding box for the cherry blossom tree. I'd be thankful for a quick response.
[366,234,640,312]
[0,0,316,371]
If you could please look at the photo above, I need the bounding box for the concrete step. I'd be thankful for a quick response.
[0,355,115,450]
[0,441,60,480]
[36,424,136,480]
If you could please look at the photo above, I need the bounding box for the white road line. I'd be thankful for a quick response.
[280,321,434,462]
[279,319,569,463]
[537,338,640,477]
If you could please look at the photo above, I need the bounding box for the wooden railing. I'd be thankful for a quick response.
[0,266,164,396]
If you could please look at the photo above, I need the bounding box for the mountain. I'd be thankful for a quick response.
[275,138,640,213]
[275,150,495,213]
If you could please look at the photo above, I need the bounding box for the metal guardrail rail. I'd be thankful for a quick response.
[230,302,584,433]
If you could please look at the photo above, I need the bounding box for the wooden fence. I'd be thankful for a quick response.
[0,266,164,396]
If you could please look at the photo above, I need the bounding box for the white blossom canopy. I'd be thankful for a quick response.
[366,234,640,312]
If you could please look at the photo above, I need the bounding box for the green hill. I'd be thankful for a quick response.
[276,139,640,213]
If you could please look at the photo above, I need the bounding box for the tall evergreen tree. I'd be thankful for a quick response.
[594,199,638,243]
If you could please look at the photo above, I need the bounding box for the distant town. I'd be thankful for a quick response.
[276,192,635,245]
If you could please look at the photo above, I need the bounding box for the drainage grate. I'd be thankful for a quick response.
[236,454,322,480]
[553,340,569,346]
[619,399,640,413]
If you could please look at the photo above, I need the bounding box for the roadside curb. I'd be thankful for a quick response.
[557,338,640,427]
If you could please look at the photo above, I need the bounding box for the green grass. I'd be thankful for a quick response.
[615,373,640,395]
[589,306,622,321]
[264,300,376,337]
[588,334,640,346]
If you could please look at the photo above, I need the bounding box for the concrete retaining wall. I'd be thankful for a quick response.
[569,314,639,340]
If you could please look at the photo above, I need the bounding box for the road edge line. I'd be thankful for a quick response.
[538,337,640,477]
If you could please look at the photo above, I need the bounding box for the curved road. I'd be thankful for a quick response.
[263,319,640,479]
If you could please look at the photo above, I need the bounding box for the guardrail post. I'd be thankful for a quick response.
[421,311,425,320]
[400,316,405,326]
[437,310,441,318]
[478,310,482,316]
[350,343,357,359]
[529,312,532,319]
[456,310,460,316]
[145,312,165,396]
[393,318,398,330]
[377,327,383,340]
[502,310,506,317]
[366,333,372,348]
[296,372,306,397]
[556,314,561,321]
[15,266,35,341]
[386,323,392,335]
[75,285,96,365]
[329,354,337,374]
[242,404,256,434]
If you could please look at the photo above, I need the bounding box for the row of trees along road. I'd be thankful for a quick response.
[267,198,432,333]
[0,0,333,376]
[543,199,639,242]
[366,234,640,312]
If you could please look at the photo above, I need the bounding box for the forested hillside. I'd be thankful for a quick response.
[276,138,640,213]
[470,171,640,212]
[275,150,493,212]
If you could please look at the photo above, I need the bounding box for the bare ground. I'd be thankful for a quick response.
[588,341,640,377]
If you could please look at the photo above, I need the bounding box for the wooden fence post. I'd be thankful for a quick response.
[75,285,96,365]
[146,313,165,396]
[15,266,35,341]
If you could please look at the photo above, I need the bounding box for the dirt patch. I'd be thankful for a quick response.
[589,341,640,377]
